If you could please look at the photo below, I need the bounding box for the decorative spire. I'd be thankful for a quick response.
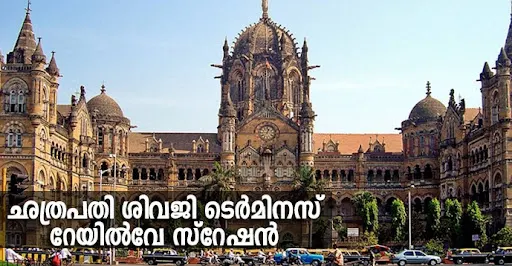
[507,0,512,57]
[262,0,269,20]
[426,81,431,97]
[80,86,86,99]
[26,0,31,14]
[301,38,308,65]
[46,51,60,76]
[8,1,36,64]
[480,62,494,80]
[449,89,456,107]
[497,47,511,67]
[100,83,106,94]
[223,37,229,59]
[31,37,46,64]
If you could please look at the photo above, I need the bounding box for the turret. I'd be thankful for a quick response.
[7,5,37,65]
[494,48,512,120]
[46,51,60,77]
[219,81,236,168]
[31,37,46,69]
[299,95,315,167]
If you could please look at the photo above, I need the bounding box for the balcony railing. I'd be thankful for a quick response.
[128,180,167,185]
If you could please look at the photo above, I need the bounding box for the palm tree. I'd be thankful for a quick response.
[195,162,239,229]
[292,165,326,201]
[196,162,238,202]
[292,165,326,247]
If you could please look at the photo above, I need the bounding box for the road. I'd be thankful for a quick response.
[73,264,497,266]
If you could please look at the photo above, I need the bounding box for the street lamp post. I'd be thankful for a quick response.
[408,183,415,250]
[109,153,117,266]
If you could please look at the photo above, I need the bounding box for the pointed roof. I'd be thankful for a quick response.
[497,47,511,67]
[505,2,512,58]
[13,8,36,54]
[46,51,60,76]
[31,37,46,63]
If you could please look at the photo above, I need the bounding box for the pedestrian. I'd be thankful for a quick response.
[369,250,375,266]
[334,248,344,266]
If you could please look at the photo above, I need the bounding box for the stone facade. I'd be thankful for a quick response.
[1,1,512,247]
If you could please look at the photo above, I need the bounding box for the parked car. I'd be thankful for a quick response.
[273,248,324,266]
[448,248,490,264]
[142,249,187,265]
[390,250,442,266]
[489,247,512,265]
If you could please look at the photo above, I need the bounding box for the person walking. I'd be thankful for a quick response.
[369,250,375,266]
[334,248,344,266]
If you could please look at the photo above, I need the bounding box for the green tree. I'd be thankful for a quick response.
[425,239,444,255]
[462,201,488,248]
[292,165,326,201]
[443,198,463,246]
[292,165,326,247]
[426,198,441,239]
[390,198,407,241]
[491,226,512,247]
[196,162,238,202]
[352,191,379,233]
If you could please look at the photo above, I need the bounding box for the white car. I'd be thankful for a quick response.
[391,250,442,266]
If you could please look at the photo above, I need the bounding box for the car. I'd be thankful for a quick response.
[142,249,187,265]
[390,250,442,266]
[273,248,324,266]
[448,248,490,264]
[489,247,512,265]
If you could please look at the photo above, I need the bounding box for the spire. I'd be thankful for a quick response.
[497,47,511,67]
[262,0,269,20]
[301,38,308,65]
[480,62,494,80]
[449,89,456,107]
[46,51,60,77]
[223,37,229,59]
[31,37,46,64]
[100,83,106,94]
[14,0,36,54]
[425,81,431,97]
[506,0,512,57]
[80,86,86,100]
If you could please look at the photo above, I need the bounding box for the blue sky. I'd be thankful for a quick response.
[0,0,509,133]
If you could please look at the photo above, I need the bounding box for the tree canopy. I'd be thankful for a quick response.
[390,198,407,241]
[352,191,379,233]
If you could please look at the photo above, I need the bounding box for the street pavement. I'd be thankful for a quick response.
[73,264,496,266]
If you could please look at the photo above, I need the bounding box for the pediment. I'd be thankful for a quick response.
[237,102,300,131]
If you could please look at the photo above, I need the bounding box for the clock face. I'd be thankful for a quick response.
[259,125,276,141]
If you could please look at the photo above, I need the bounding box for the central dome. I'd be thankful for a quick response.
[232,19,298,57]
[408,94,446,123]
[87,86,124,117]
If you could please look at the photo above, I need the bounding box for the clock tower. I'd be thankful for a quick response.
[214,0,318,184]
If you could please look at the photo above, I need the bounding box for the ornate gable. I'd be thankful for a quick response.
[236,102,299,131]
[192,136,210,153]
[145,133,162,153]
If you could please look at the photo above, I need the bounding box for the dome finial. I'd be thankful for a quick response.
[426,81,431,96]
[101,81,106,94]
[262,0,269,19]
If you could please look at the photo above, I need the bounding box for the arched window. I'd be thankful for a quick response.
[492,91,499,124]
[42,88,49,120]
[237,79,244,102]
[5,126,23,148]
[419,136,425,155]
[98,128,104,146]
